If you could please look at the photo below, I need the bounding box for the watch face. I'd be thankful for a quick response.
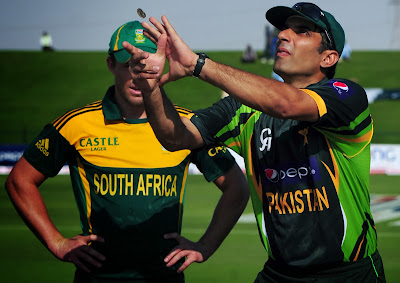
[197,52,209,59]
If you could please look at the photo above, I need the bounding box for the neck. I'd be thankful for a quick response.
[114,92,147,119]
[121,107,147,119]
[281,73,326,89]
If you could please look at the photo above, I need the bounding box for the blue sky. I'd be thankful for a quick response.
[1,0,399,51]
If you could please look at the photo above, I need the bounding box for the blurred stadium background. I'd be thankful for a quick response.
[1,50,400,282]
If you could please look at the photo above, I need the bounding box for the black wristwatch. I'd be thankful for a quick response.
[193,52,209,78]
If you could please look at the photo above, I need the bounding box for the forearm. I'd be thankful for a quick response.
[143,86,204,151]
[199,192,248,256]
[6,180,64,251]
[198,166,249,257]
[199,59,318,121]
[5,160,64,255]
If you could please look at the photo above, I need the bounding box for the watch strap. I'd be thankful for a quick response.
[193,52,209,78]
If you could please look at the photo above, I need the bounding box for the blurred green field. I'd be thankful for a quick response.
[1,50,400,282]
[1,51,400,144]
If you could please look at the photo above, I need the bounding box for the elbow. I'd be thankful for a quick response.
[159,138,189,152]
[155,132,195,152]
[162,142,183,152]
[4,175,14,193]
[261,102,293,119]
[4,175,19,202]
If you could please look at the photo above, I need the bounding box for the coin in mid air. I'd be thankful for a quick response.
[137,8,146,18]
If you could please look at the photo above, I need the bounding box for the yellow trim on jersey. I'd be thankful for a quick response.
[352,236,365,261]
[301,89,327,117]
[78,157,93,233]
[175,105,192,115]
[321,137,340,194]
[340,127,373,159]
[178,161,190,229]
[338,129,373,143]
[227,140,241,148]
[53,101,102,130]
[248,133,263,201]
[58,105,190,168]
[186,113,195,119]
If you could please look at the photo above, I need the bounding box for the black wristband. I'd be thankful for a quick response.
[193,52,209,78]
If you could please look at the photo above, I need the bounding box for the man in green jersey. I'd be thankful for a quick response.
[122,2,386,282]
[5,21,249,282]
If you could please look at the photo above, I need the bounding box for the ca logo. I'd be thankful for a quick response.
[259,128,272,152]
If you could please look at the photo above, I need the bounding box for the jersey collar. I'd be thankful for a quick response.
[102,86,123,121]
[102,86,148,124]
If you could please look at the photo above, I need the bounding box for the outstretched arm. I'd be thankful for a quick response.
[139,15,319,122]
[163,163,249,273]
[5,157,106,273]
[123,37,204,151]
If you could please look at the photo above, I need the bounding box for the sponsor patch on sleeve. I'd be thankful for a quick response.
[327,80,354,99]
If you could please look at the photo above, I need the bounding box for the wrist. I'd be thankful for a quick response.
[186,53,198,76]
[192,52,209,78]
[48,234,67,256]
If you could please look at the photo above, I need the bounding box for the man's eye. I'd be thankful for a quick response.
[297,29,309,34]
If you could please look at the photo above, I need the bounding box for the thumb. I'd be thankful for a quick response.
[159,73,171,87]
[86,234,105,244]
[122,41,142,56]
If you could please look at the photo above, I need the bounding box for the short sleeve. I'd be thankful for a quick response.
[23,124,74,177]
[190,144,236,182]
[305,79,373,157]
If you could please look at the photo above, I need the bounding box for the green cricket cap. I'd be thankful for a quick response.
[108,21,157,63]
[265,2,345,56]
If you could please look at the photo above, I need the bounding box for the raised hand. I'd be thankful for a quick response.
[142,16,199,85]
[122,34,168,93]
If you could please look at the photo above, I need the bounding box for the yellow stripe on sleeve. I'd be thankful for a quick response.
[301,89,327,117]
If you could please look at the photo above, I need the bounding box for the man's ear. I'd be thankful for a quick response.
[321,50,339,68]
[106,56,115,74]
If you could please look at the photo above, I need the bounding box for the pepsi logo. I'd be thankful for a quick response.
[264,169,279,182]
[333,81,349,94]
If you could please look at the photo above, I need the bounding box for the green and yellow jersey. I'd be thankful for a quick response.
[23,86,235,281]
[191,78,376,268]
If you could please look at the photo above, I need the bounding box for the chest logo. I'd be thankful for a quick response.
[298,127,309,145]
[259,128,272,152]
[79,137,119,151]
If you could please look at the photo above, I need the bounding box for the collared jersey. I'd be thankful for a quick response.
[23,86,235,281]
[191,78,376,268]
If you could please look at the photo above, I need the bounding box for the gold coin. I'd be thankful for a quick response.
[137,8,146,18]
